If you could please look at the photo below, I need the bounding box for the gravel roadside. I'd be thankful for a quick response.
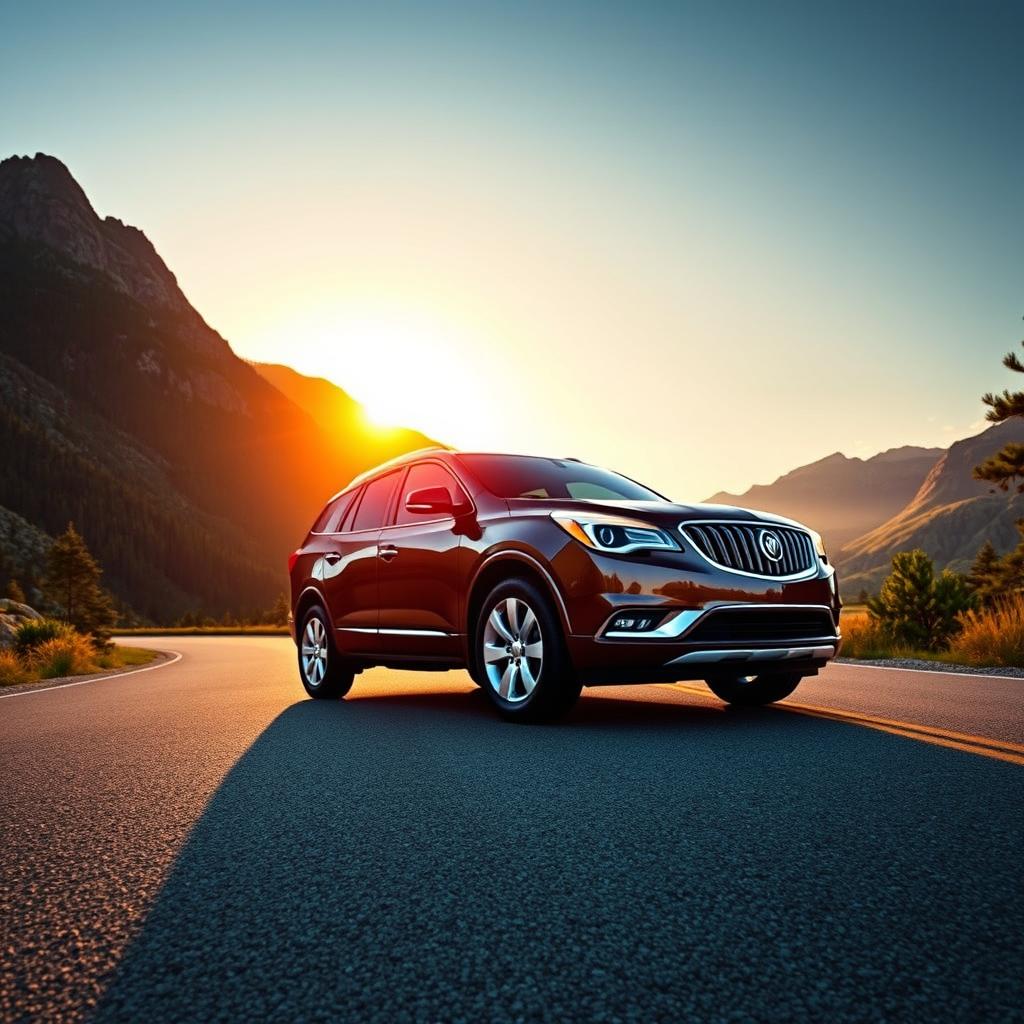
[0,649,172,698]
[837,656,1024,679]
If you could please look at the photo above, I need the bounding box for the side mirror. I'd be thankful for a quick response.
[405,486,455,516]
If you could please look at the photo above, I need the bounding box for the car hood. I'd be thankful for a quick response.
[506,498,812,532]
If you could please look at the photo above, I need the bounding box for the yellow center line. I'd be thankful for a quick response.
[669,683,1024,767]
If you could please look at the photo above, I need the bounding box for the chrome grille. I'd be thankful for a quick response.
[681,521,817,579]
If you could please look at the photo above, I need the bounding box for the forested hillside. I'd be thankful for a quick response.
[0,154,429,620]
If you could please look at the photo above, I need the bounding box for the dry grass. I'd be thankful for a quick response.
[840,598,1024,669]
[948,593,1024,668]
[838,611,909,659]
[0,649,29,686]
[26,634,99,679]
[0,641,159,687]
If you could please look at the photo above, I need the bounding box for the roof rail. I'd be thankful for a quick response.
[402,444,455,456]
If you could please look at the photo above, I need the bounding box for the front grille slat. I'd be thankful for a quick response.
[681,521,816,579]
[781,530,797,574]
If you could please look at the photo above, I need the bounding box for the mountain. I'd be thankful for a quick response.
[706,445,942,552]
[835,420,1024,594]
[0,153,430,620]
[251,362,434,464]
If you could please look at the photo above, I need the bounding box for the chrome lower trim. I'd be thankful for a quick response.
[600,602,837,641]
[665,644,836,666]
[339,627,450,637]
[381,628,450,637]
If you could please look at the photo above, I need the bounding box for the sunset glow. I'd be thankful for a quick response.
[245,305,495,445]
[5,2,1019,498]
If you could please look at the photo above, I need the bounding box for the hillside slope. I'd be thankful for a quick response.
[834,420,1024,593]
[252,362,434,467]
[706,445,942,551]
[0,153,429,619]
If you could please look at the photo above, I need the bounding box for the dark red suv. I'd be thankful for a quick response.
[289,449,841,720]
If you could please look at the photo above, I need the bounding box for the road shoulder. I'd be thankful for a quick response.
[836,656,1024,680]
[0,648,178,699]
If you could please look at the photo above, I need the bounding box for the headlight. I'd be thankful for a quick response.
[810,530,827,560]
[551,511,680,554]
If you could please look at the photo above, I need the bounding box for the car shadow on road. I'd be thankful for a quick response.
[94,687,1023,1023]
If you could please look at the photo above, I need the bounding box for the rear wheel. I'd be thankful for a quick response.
[705,672,802,706]
[299,605,355,699]
[475,579,580,722]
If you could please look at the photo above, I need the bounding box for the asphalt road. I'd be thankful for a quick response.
[1,637,1022,1023]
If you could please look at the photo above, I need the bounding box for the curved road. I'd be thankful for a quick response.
[1,637,1021,1023]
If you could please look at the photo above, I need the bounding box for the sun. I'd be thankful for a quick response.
[251,305,494,445]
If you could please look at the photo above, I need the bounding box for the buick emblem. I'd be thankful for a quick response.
[759,530,783,562]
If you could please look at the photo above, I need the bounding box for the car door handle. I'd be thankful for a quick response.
[379,545,399,561]
[323,551,342,565]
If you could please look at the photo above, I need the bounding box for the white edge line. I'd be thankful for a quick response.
[0,650,183,700]
[832,660,1023,682]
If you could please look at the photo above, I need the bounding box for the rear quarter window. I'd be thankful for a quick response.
[311,490,357,534]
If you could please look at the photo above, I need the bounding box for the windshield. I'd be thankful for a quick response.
[457,455,665,502]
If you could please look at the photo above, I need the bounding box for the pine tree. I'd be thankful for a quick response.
[975,320,1024,492]
[998,519,1024,596]
[968,540,1004,604]
[868,549,974,650]
[267,592,290,626]
[44,523,117,642]
[5,579,26,604]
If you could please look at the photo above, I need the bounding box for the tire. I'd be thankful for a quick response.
[298,604,355,699]
[474,578,581,722]
[704,672,802,706]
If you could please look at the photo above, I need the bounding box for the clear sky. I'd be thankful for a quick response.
[2,0,1021,500]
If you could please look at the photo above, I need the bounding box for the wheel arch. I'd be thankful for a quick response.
[465,551,572,675]
[293,585,330,645]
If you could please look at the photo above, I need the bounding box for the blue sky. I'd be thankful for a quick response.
[2,0,1021,497]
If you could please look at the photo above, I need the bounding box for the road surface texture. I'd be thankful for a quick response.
[1,637,1021,1023]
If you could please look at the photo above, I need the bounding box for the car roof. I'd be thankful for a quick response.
[336,449,596,497]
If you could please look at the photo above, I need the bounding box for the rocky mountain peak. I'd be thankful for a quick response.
[1,153,188,317]
[0,152,229,360]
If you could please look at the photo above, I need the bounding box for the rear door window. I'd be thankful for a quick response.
[350,472,400,532]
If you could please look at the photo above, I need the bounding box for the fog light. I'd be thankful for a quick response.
[609,614,661,633]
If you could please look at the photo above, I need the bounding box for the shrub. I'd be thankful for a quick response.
[867,550,974,650]
[27,634,98,679]
[948,593,1024,667]
[14,618,75,657]
[0,650,29,686]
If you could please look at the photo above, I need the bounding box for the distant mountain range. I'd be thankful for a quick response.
[0,152,1018,617]
[707,445,943,552]
[707,420,1024,595]
[0,153,430,620]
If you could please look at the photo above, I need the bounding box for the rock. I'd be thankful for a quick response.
[0,599,42,620]
[0,600,44,648]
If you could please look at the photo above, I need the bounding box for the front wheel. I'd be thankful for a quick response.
[475,579,581,722]
[298,605,355,699]
[704,672,802,706]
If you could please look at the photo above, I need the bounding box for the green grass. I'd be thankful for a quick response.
[96,645,160,669]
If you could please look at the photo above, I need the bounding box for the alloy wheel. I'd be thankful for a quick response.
[302,616,328,687]
[482,597,544,703]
